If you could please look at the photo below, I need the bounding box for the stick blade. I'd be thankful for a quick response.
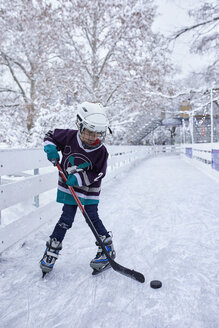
[111,261,145,283]
[131,270,145,283]
[122,268,145,283]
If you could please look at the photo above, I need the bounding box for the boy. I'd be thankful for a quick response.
[40,102,116,274]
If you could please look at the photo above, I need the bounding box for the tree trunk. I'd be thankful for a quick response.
[26,103,35,131]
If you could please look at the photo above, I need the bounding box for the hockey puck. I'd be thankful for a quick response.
[150,280,162,289]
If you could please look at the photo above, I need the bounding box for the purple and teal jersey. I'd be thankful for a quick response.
[44,129,108,205]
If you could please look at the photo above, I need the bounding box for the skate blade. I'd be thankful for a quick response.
[42,271,47,279]
[92,263,111,275]
[40,260,53,278]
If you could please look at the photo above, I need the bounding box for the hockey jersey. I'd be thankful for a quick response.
[44,129,108,205]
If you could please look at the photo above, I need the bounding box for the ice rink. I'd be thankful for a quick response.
[0,155,219,328]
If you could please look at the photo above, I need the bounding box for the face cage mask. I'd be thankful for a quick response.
[76,121,106,149]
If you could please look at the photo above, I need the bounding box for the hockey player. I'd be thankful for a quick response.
[40,102,116,275]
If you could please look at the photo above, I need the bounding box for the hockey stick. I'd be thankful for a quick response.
[56,163,145,283]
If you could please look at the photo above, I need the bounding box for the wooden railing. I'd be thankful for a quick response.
[1,145,167,252]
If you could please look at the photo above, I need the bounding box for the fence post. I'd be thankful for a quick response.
[34,168,39,208]
[190,110,194,144]
[210,88,214,143]
[0,175,1,225]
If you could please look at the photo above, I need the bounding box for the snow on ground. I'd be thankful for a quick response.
[0,155,219,328]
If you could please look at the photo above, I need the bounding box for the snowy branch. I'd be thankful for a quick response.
[105,85,121,106]
[0,104,20,107]
[98,25,128,77]
[1,52,28,103]
[171,16,219,40]
[0,88,18,93]
[142,88,219,100]
[1,51,30,80]
[65,29,92,79]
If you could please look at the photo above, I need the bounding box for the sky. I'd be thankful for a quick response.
[153,0,215,78]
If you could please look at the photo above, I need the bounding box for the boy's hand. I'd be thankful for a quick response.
[50,158,59,166]
[44,145,60,165]
[66,174,79,187]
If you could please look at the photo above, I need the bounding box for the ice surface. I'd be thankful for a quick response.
[0,156,219,328]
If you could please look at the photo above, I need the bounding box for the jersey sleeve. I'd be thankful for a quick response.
[44,129,71,151]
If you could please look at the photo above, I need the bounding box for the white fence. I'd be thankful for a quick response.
[2,143,218,253]
[181,143,219,168]
[1,145,175,253]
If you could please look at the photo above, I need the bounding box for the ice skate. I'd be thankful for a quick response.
[90,234,116,274]
[40,238,62,277]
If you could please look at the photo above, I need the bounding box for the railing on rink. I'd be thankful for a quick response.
[0,148,61,253]
[181,143,219,172]
[0,145,180,253]
[0,146,148,252]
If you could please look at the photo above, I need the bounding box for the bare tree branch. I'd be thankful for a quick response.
[65,29,93,79]
[0,104,20,108]
[171,16,219,39]
[1,52,28,103]
[1,50,31,79]
[105,85,121,106]
[98,25,128,77]
[0,88,18,93]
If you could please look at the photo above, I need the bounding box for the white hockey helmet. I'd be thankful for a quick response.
[76,102,109,137]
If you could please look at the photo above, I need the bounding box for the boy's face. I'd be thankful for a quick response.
[80,128,101,145]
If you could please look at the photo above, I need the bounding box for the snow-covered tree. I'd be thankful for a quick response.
[54,0,173,143]
[172,1,219,87]
[0,0,173,146]
[0,0,60,133]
